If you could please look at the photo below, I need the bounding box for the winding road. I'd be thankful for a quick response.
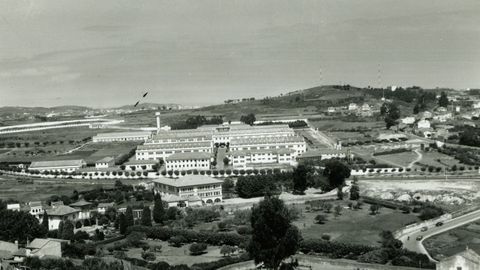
[398,209,480,261]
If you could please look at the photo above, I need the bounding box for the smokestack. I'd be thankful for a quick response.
[155,112,161,134]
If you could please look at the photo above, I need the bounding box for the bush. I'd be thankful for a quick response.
[141,251,156,261]
[189,243,208,255]
[300,239,375,259]
[169,236,187,247]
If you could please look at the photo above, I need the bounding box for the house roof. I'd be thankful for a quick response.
[97,202,115,208]
[27,238,68,250]
[96,156,115,163]
[153,175,223,188]
[12,248,27,257]
[46,205,79,216]
[30,159,85,169]
[69,199,92,207]
[165,152,211,161]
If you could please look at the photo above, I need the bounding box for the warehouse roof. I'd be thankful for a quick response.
[230,148,295,157]
[165,152,211,161]
[230,135,305,145]
[30,159,85,169]
[93,131,151,138]
[137,141,212,150]
[153,175,223,187]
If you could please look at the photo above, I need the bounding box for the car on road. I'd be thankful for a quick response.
[421,226,428,232]
[416,236,423,241]
[435,222,444,227]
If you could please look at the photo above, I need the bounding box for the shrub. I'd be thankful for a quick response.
[189,243,208,255]
[141,251,156,261]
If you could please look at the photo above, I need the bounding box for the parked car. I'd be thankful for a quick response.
[416,236,423,241]
[421,226,428,232]
[436,222,444,227]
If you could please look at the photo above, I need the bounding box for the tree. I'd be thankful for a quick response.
[0,209,44,242]
[220,245,237,257]
[141,206,152,226]
[381,102,401,129]
[314,214,327,224]
[189,243,208,255]
[223,157,230,166]
[61,220,74,241]
[240,113,256,125]
[349,177,360,200]
[438,91,449,107]
[153,193,165,224]
[125,206,134,227]
[41,211,49,233]
[370,204,380,215]
[323,160,351,189]
[248,196,302,270]
[119,213,128,235]
[292,165,308,195]
[333,205,342,218]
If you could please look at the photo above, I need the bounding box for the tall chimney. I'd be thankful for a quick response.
[155,112,161,134]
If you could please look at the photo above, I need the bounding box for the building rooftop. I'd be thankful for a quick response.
[165,152,211,161]
[46,205,79,216]
[96,156,115,163]
[137,141,212,150]
[69,199,92,208]
[230,135,305,146]
[153,175,223,187]
[27,238,69,250]
[97,202,115,208]
[230,148,295,157]
[124,159,158,165]
[30,159,85,169]
[93,131,152,138]
[299,149,349,158]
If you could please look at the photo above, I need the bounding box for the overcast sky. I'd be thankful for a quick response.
[0,0,479,108]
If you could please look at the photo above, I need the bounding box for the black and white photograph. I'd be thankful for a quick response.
[0,1,480,269]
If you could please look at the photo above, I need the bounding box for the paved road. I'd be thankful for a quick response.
[215,147,227,170]
[399,209,480,261]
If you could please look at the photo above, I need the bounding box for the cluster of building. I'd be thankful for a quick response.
[133,123,307,171]
[327,102,382,117]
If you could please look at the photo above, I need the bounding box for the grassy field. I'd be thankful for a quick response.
[0,175,149,202]
[309,120,384,131]
[124,240,225,266]
[417,151,462,168]
[373,151,418,168]
[0,177,114,202]
[291,201,420,247]
[424,221,480,260]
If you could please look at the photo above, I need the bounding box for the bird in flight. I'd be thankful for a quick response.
[134,101,140,107]
[143,92,148,98]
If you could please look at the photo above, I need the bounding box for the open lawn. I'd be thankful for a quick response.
[373,151,418,168]
[291,201,420,247]
[424,221,480,260]
[0,177,114,202]
[0,175,146,202]
[309,120,384,131]
[417,151,462,168]
[125,240,225,266]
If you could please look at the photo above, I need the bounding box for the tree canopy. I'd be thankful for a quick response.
[323,160,351,189]
[248,196,302,270]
